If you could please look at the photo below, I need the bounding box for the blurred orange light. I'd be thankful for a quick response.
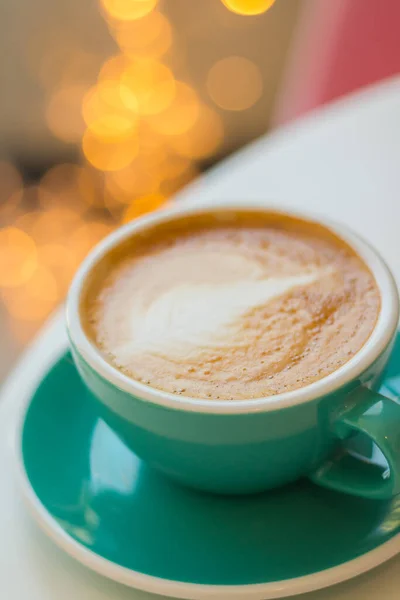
[0,162,23,203]
[0,162,23,221]
[37,243,71,267]
[0,228,38,288]
[82,82,139,135]
[148,82,200,135]
[31,208,81,244]
[14,211,40,236]
[168,105,224,159]
[221,0,276,15]
[82,129,139,171]
[161,164,199,196]
[1,0,224,345]
[103,189,126,218]
[98,55,130,84]
[100,0,158,22]
[3,265,59,321]
[70,222,113,262]
[114,10,172,59]
[39,164,79,206]
[159,154,193,180]
[37,243,76,285]
[74,166,103,208]
[123,192,166,222]
[105,158,161,200]
[25,265,59,303]
[121,59,176,115]
[46,84,87,143]
[137,130,168,166]
[207,56,263,111]
[101,79,139,113]
[88,114,137,141]
[38,163,97,214]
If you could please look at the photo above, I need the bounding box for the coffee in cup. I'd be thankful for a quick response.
[81,210,380,401]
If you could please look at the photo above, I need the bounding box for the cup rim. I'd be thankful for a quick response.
[66,202,399,414]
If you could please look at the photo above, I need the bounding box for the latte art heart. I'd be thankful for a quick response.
[124,270,328,359]
[83,211,380,400]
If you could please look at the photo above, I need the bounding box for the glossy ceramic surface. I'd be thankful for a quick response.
[67,203,400,497]
[71,338,399,497]
[19,342,400,598]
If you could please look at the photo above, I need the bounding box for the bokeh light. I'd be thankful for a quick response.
[82,82,138,136]
[121,59,176,115]
[123,192,166,222]
[207,56,263,111]
[38,163,99,213]
[148,82,200,135]
[69,221,113,261]
[31,208,81,244]
[168,105,224,159]
[0,1,235,347]
[86,113,137,141]
[3,265,58,322]
[161,163,199,196]
[98,54,130,84]
[113,11,172,58]
[0,162,24,222]
[0,228,38,288]
[159,155,193,180]
[0,162,23,204]
[105,157,162,200]
[82,129,139,171]
[137,126,168,166]
[14,211,41,236]
[37,242,77,287]
[221,0,276,16]
[46,84,87,143]
[100,0,158,22]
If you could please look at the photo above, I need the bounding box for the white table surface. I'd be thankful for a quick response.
[3,76,400,599]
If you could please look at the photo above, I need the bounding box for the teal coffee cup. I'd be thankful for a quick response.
[67,204,400,498]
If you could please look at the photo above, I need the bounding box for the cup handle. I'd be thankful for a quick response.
[310,387,400,499]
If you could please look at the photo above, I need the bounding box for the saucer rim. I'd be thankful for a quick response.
[16,353,400,600]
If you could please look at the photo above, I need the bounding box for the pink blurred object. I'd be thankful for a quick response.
[274,0,400,125]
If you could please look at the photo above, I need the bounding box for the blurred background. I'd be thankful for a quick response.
[1,0,399,379]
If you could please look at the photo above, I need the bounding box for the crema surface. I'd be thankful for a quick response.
[82,211,380,400]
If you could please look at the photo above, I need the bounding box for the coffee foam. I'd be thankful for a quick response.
[84,213,380,400]
[115,269,328,361]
